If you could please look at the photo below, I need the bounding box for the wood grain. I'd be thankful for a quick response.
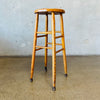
[60,13,67,75]
[45,14,48,68]
[52,12,56,88]
[30,14,39,79]
[35,8,65,14]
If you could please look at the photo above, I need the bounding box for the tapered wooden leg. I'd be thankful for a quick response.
[52,12,56,91]
[45,14,48,72]
[60,13,67,76]
[30,14,39,81]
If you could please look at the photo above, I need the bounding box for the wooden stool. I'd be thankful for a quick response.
[30,8,68,91]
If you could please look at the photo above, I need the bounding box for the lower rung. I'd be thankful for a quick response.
[36,46,52,49]
[47,43,62,45]
[56,48,64,53]
[37,35,46,38]
[35,48,43,51]
[55,35,63,39]
[37,31,52,34]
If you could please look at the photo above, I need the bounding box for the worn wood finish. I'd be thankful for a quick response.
[35,8,65,14]
[45,14,48,69]
[60,13,67,75]
[52,12,56,89]
[30,14,39,80]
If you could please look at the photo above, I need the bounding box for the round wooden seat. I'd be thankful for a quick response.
[35,8,65,14]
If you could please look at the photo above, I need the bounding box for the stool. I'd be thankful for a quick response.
[30,8,68,91]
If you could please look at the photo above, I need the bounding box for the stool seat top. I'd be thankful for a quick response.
[35,8,65,14]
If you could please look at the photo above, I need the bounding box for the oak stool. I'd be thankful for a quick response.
[30,8,68,91]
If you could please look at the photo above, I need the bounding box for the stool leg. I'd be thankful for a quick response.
[60,14,68,77]
[52,12,56,91]
[30,14,39,82]
[45,14,48,72]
